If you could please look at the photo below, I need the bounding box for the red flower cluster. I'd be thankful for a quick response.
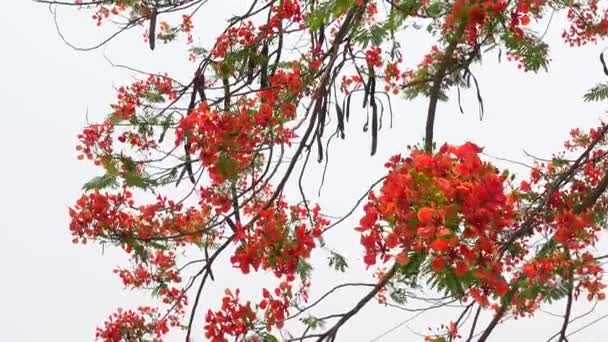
[90,4,125,27]
[181,15,194,44]
[76,75,176,163]
[175,65,302,184]
[69,191,209,244]
[111,75,175,120]
[259,0,303,35]
[96,306,170,342]
[357,142,516,301]
[563,0,608,46]
[115,250,181,289]
[204,289,256,342]
[231,200,327,277]
[365,47,383,68]
[259,282,291,329]
[212,21,257,59]
[514,123,608,306]
[445,0,508,43]
[76,121,114,162]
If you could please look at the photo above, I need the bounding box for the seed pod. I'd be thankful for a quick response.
[601,51,608,76]
[260,43,269,88]
[336,101,345,139]
[148,7,157,51]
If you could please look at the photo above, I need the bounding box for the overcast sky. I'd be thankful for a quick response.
[2,1,608,341]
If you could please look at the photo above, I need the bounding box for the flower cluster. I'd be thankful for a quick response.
[563,0,608,46]
[175,64,302,184]
[204,289,257,342]
[357,143,517,301]
[76,75,176,163]
[111,75,175,120]
[95,306,171,342]
[445,0,508,43]
[231,200,327,277]
[69,191,209,244]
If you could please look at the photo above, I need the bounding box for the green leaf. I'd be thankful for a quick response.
[301,316,326,330]
[123,171,155,189]
[121,156,138,173]
[82,174,118,190]
[296,259,313,280]
[328,250,349,272]
[143,90,165,103]
[261,334,280,342]
[584,82,608,102]
[217,153,239,180]
[443,271,465,298]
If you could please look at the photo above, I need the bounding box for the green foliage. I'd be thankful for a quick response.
[301,316,326,330]
[217,153,239,180]
[123,171,152,189]
[353,24,390,49]
[296,259,313,280]
[260,333,280,342]
[395,251,427,286]
[388,286,410,304]
[121,156,155,189]
[327,250,349,272]
[305,0,354,31]
[543,281,571,304]
[584,82,608,102]
[142,89,166,103]
[426,267,466,298]
[82,174,118,190]
[501,32,549,72]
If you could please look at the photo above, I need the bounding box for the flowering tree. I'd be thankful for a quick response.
[38,0,608,341]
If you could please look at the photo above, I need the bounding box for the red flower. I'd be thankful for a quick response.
[432,258,445,271]
[430,238,449,252]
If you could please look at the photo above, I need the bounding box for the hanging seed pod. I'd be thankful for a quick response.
[601,51,608,76]
[317,19,325,49]
[318,91,329,138]
[470,73,484,120]
[457,85,464,114]
[362,78,370,108]
[260,42,269,88]
[369,77,378,156]
[380,92,393,128]
[314,91,326,163]
[148,6,157,50]
[246,49,256,84]
[336,101,345,139]
[345,93,352,122]
[376,96,384,131]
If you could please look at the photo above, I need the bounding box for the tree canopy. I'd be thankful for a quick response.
[37,0,608,341]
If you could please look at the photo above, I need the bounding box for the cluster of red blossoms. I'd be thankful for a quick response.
[175,64,302,184]
[76,75,175,163]
[563,0,608,46]
[513,124,608,306]
[341,49,409,96]
[359,129,608,319]
[69,191,209,244]
[445,0,508,43]
[204,289,257,342]
[111,75,176,120]
[232,200,328,277]
[211,0,303,60]
[201,184,328,341]
[204,281,296,341]
[95,306,171,342]
[357,143,517,302]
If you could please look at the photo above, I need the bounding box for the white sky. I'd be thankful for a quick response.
[1,1,608,341]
